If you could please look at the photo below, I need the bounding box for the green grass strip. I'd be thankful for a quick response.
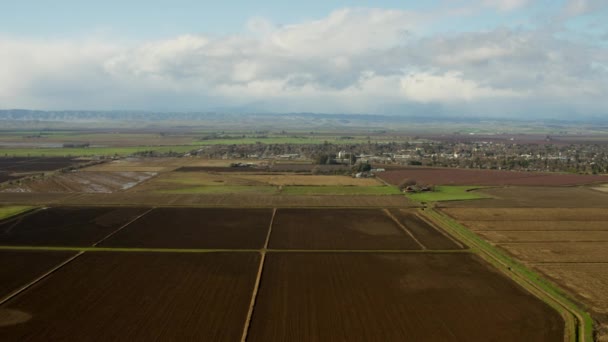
[423,208,594,342]
[0,206,35,221]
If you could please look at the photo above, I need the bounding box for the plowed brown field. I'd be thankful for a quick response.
[101,207,272,249]
[0,207,148,246]
[0,252,260,341]
[269,209,422,250]
[247,253,563,342]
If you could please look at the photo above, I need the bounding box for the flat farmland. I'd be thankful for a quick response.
[440,186,608,208]
[0,171,157,193]
[247,253,563,342]
[0,252,259,341]
[442,207,608,221]
[477,230,608,242]
[444,207,608,340]
[270,209,423,250]
[461,220,608,231]
[388,209,464,249]
[499,242,608,263]
[0,207,148,246]
[101,207,272,249]
[378,166,608,186]
[236,174,382,186]
[0,250,76,299]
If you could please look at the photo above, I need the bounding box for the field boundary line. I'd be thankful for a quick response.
[415,210,466,249]
[92,207,155,247]
[0,251,84,306]
[383,209,427,250]
[240,207,276,342]
[423,208,594,342]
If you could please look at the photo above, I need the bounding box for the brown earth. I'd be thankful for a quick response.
[477,230,608,243]
[498,242,608,263]
[0,252,259,341]
[388,209,464,249]
[101,207,272,249]
[461,220,608,231]
[378,166,608,186]
[0,250,76,299]
[269,209,423,250]
[247,253,564,342]
[0,207,148,246]
[0,192,416,208]
[0,171,156,193]
[442,208,608,221]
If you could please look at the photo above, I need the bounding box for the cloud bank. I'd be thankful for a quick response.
[0,4,607,118]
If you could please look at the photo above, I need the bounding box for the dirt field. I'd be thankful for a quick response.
[440,186,608,208]
[443,208,608,221]
[0,192,416,208]
[444,206,608,340]
[101,208,272,249]
[499,242,608,263]
[0,157,82,173]
[235,174,381,186]
[0,171,156,193]
[247,253,563,342]
[0,252,260,341]
[477,230,608,242]
[269,209,423,250]
[378,166,608,186]
[534,263,608,340]
[0,250,76,299]
[388,209,464,249]
[461,220,608,231]
[0,207,148,246]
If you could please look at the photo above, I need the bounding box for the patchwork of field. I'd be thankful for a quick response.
[83,157,191,172]
[247,253,563,342]
[0,157,86,185]
[0,252,260,341]
[0,206,565,341]
[442,207,608,340]
[101,208,273,249]
[0,171,156,193]
[0,207,148,246]
[378,166,608,186]
[0,192,416,208]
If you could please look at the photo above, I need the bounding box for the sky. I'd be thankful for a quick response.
[0,0,607,118]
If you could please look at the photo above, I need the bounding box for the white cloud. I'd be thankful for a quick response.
[0,7,606,117]
[482,0,530,11]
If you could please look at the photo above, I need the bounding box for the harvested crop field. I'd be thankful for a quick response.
[442,207,608,221]
[269,209,423,250]
[440,186,608,208]
[0,207,148,246]
[444,206,608,340]
[235,174,381,186]
[378,166,608,186]
[101,207,272,249]
[0,157,82,173]
[460,220,608,231]
[247,253,563,342]
[82,157,189,172]
[499,242,608,263]
[0,250,76,299]
[0,171,156,193]
[0,252,260,341]
[388,209,464,249]
[477,230,608,242]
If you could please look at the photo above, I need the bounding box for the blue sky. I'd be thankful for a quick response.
[0,0,607,117]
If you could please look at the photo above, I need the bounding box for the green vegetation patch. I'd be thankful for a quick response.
[157,185,278,194]
[0,145,197,157]
[281,185,401,195]
[407,186,490,202]
[0,206,33,220]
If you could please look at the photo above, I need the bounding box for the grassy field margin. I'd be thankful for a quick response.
[422,208,594,342]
